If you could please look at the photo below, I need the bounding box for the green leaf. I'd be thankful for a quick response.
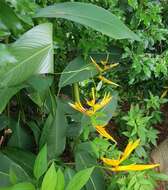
[35,2,140,40]
[39,114,53,149]
[34,144,48,180]
[0,182,35,190]
[27,122,41,145]
[59,56,97,88]
[66,167,94,190]
[2,147,35,177]
[0,115,10,131]
[151,173,168,181]
[56,168,65,190]
[94,91,118,126]
[41,163,57,190]
[0,86,23,114]
[0,0,23,35]
[75,151,106,190]
[0,23,53,88]
[9,163,31,184]
[64,168,76,187]
[27,75,53,107]
[8,117,34,150]
[0,152,30,187]
[0,172,10,187]
[47,97,68,159]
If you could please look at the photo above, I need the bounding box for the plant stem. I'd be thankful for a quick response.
[73,83,80,103]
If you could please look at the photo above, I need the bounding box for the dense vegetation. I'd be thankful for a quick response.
[0,0,168,189]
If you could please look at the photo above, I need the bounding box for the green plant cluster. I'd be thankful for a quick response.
[0,0,168,190]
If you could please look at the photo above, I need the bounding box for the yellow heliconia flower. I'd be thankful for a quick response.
[95,125,117,143]
[102,139,159,172]
[98,75,119,87]
[69,88,112,116]
[90,56,119,87]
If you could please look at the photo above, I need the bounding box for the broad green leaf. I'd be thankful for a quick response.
[0,0,23,35]
[0,23,53,88]
[7,0,39,26]
[0,21,10,39]
[9,163,31,184]
[56,168,65,190]
[0,86,23,114]
[27,122,41,145]
[11,183,35,190]
[27,75,53,92]
[2,147,35,177]
[0,115,10,131]
[47,98,68,159]
[0,172,10,187]
[66,167,94,190]
[64,168,76,187]
[59,56,97,88]
[35,2,140,40]
[8,117,34,150]
[151,173,168,181]
[0,182,35,190]
[27,75,53,107]
[0,152,30,187]
[75,147,106,190]
[41,163,57,190]
[34,144,48,180]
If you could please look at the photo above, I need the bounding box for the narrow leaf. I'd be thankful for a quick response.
[41,163,57,190]
[33,144,48,180]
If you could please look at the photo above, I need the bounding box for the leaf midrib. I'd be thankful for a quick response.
[78,153,96,190]
[1,44,52,86]
[60,65,91,87]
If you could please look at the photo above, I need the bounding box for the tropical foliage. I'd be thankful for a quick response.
[0,0,168,189]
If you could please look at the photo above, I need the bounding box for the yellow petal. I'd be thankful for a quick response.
[85,110,95,116]
[103,63,119,71]
[90,57,103,72]
[101,157,120,167]
[93,93,112,112]
[96,126,117,143]
[119,139,140,164]
[69,102,86,113]
[98,75,119,87]
[110,164,160,172]
[86,99,95,107]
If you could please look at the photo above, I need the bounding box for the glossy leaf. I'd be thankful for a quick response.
[64,168,76,187]
[0,0,23,35]
[65,167,94,190]
[75,152,106,190]
[34,144,48,180]
[0,152,30,187]
[59,56,98,88]
[0,182,35,190]
[8,117,34,150]
[0,23,53,88]
[56,168,65,190]
[41,163,57,190]
[35,2,140,40]
[2,148,35,177]
[47,98,68,159]
[0,86,23,114]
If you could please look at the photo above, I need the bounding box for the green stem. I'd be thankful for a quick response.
[73,83,80,103]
